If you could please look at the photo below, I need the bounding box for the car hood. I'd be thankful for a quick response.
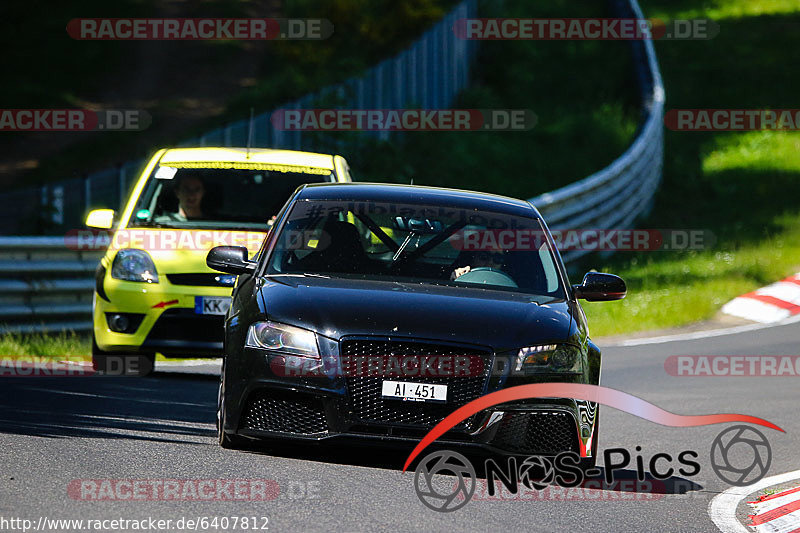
[258,276,574,351]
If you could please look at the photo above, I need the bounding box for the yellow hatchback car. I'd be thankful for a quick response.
[87,147,352,375]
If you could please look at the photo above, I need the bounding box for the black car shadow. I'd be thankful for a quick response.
[0,371,218,444]
[0,370,704,499]
[240,439,703,497]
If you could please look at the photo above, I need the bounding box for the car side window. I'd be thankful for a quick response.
[539,242,560,293]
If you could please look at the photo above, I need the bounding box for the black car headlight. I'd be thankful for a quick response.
[111,249,159,283]
[515,344,582,374]
[245,321,319,357]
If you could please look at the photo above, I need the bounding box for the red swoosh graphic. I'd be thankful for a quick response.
[402,383,783,472]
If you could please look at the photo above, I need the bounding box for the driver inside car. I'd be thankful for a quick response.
[156,174,207,221]
[450,249,506,280]
[296,219,370,274]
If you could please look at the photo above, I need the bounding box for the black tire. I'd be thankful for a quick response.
[217,376,247,449]
[91,333,155,377]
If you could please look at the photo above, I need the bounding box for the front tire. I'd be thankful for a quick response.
[217,374,247,449]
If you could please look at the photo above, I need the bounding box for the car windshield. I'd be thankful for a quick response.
[265,199,565,298]
[129,163,335,230]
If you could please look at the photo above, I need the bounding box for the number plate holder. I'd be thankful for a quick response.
[381,380,447,403]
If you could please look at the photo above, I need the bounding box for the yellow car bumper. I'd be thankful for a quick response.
[93,272,235,356]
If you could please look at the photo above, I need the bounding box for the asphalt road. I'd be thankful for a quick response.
[1,321,798,533]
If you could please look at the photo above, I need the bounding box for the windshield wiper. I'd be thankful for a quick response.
[391,233,416,263]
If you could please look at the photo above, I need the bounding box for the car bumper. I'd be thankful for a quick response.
[93,274,232,356]
[224,347,596,458]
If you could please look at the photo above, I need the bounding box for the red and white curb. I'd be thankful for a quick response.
[710,470,800,533]
[748,486,800,532]
[722,274,800,324]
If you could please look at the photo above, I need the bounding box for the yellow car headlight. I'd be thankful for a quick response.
[111,249,159,283]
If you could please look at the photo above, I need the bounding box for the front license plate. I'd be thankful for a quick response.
[381,380,447,403]
[194,296,231,315]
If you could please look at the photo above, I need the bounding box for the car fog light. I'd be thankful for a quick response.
[109,314,129,332]
[105,312,145,334]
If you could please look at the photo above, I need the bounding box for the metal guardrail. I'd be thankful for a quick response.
[0,0,664,333]
[0,237,102,333]
[529,0,665,264]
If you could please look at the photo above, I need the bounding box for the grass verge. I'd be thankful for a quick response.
[0,331,90,360]
[0,332,217,362]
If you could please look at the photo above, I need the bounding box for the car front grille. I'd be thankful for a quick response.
[341,338,492,430]
[240,391,328,436]
[491,411,579,455]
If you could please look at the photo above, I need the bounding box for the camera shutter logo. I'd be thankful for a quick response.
[518,456,555,491]
[414,450,476,512]
[710,425,772,486]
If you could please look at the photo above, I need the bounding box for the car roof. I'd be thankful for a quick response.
[295,182,539,218]
[159,147,336,170]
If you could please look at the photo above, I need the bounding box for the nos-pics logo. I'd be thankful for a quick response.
[413,425,772,512]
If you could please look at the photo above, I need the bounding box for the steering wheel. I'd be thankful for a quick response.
[454,267,518,288]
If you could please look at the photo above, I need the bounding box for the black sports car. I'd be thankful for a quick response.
[208,183,625,464]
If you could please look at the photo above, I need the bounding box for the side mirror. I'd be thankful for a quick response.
[86,209,115,229]
[573,272,626,301]
[207,246,256,275]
